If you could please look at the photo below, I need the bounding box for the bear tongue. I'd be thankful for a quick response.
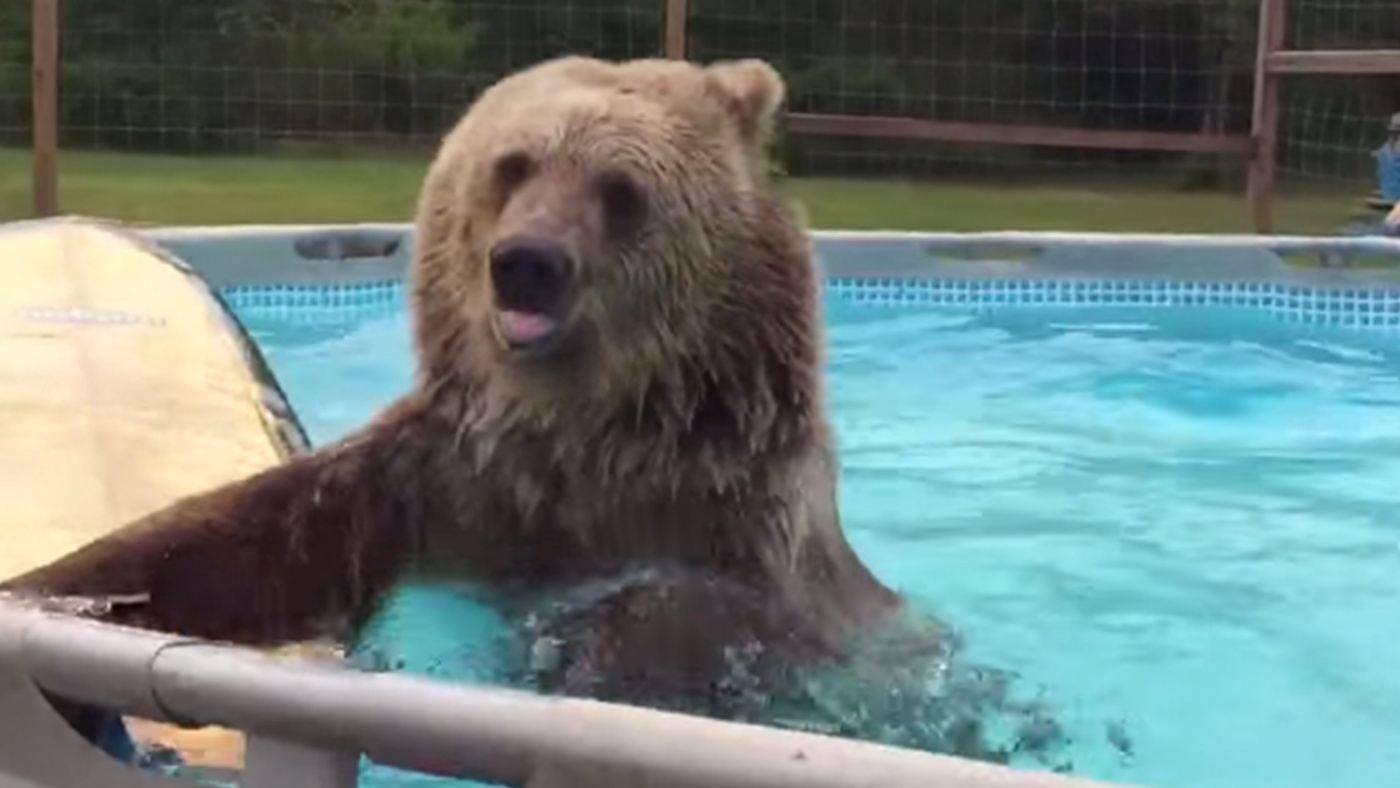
[499,310,557,343]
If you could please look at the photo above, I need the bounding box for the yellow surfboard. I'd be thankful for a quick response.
[0,217,313,772]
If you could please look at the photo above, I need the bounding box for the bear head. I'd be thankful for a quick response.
[410,56,820,442]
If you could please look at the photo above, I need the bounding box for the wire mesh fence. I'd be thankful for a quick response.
[0,1,1397,197]
[1280,0,1400,184]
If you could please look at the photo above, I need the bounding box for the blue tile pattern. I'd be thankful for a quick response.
[220,282,407,325]
[217,277,1400,331]
[824,277,1400,329]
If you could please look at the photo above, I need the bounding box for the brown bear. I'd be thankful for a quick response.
[1,55,918,713]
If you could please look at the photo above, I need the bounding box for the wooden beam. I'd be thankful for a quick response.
[664,0,688,60]
[1247,0,1286,235]
[1266,49,1400,75]
[31,0,59,218]
[785,113,1252,154]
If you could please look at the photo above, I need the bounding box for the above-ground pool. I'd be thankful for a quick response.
[214,235,1400,788]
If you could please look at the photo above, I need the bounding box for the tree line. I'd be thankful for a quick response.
[0,0,1396,181]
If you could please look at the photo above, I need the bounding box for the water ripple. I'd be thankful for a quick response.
[830,304,1400,788]
[236,299,1400,788]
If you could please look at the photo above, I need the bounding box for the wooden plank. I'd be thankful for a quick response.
[30,0,59,217]
[785,112,1252,154]
[1247,0,1287,234]
[664,0,688,60]
[1266,49,1400,75]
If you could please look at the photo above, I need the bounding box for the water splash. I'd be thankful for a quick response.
[498,575,1107,775]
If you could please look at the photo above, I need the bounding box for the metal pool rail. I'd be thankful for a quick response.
[0,602,1135,788]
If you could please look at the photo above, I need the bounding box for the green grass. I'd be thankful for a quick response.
[0,147,1371,234]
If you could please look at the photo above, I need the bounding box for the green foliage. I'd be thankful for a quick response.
[0,8,27,147]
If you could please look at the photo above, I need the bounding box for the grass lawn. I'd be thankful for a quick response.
[0,147,1370,234]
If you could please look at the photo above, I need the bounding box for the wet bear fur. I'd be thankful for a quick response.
[2,55,919,713]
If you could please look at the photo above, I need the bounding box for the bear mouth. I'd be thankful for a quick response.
[494,308,566,356]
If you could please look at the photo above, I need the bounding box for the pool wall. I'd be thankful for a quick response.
[146,222,1400,333]
[6,217,1400,788]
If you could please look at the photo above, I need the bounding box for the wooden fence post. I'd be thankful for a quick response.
[1247,0,1287,234]
[664,0,688,60]
[31,0,60,218]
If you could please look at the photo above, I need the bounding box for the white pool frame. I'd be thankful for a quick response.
[5,218,1400,788]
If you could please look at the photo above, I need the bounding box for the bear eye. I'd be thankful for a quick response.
[596,170,646,236]
[492,151,535,192]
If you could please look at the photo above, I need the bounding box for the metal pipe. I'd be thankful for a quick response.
[137,222,1400,255]
[20,612,190,724]
[0,602,1142,788]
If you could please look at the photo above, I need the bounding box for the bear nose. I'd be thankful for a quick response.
[488,236,576,312]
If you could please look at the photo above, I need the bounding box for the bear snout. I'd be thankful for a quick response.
[488,235,577,315]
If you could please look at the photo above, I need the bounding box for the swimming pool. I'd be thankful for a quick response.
[217,245,1400,788]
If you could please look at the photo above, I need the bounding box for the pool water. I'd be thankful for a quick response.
[232,288,1400,788]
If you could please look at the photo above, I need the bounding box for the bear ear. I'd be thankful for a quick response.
[704,59,786,144]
